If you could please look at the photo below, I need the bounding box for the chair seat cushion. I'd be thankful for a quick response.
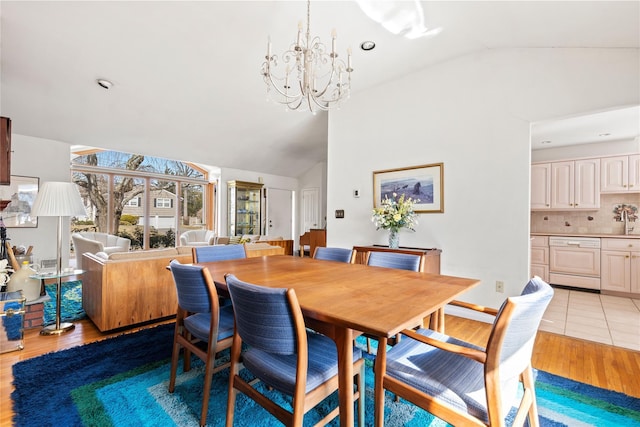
[386,328,498,422]
[243,331,362,395]
[184,305,235,342]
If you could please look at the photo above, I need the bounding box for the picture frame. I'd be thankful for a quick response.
[0,175,39,227]
[373,163,444,213]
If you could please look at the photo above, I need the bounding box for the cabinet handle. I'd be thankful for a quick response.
[624,184,627,188]
[626,255,630,258]
[630,184,634,188]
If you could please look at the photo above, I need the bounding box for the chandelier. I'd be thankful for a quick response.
[261,0,353,113]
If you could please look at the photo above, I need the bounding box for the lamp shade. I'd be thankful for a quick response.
[31,181,86,217]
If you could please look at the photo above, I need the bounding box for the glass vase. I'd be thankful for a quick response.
[388,229,399,249]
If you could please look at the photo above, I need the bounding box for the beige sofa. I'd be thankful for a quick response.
[82,247,192,332]
[71,232,131,269]
[179,229,216,246]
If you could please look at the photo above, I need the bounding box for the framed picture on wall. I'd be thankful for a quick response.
[0,175,39,227]
[373,163,444,213]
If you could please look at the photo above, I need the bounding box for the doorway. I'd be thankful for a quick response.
[265,188,293,240]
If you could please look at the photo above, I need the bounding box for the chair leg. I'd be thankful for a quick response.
[357,361,365,427]
[226,337,243,427]
[198,345,217,427]
[168,328,182,393]
[523,366,540,427]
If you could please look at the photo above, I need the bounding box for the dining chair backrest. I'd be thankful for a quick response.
[490,276,554,390]
[313,247,356,263]
[226,274,298,355]
[192,244,246,263]
[170,259,214,314]
[366,251,423,272]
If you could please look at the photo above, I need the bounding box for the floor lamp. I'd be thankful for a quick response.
[30,181,86,335]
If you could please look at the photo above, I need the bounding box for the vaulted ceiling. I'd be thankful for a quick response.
[1,1,638,177]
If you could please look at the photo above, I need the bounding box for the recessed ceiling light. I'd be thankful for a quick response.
[96,79,113,90]
[360,41,376,51]
[541,140,552,144]
[598,133,611,137]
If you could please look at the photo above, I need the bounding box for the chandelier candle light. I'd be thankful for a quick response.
[372,193,419,249]
[261,0,353,113]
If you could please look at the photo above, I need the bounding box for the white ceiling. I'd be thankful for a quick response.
[1,1,639,177]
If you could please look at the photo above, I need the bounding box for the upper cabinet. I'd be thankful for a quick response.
[546,159,600,210]
[531,163,551,209]
[601,155,640,193]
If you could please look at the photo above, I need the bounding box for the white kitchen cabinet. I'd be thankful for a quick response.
[530,235,549,282]
[531,164,551,210]
[601,155,640,193]
[550,159,600,210]
[601,238,640,296]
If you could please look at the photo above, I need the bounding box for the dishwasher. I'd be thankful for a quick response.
[549,237,601,290]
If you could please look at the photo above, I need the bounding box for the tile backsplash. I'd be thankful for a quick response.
[531,194,640,235]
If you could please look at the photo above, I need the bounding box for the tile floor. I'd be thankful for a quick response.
[540,287,640,351]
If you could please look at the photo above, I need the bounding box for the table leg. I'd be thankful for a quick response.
[335,327,354,426]
[374,337,388,427]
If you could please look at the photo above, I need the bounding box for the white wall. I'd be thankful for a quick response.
[6,134,74,267]
[327,47,640,308]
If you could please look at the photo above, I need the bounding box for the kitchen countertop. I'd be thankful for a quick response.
[531,232,640,239]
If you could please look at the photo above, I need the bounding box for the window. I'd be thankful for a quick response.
[71,150,214,250]
[155,198,171,208]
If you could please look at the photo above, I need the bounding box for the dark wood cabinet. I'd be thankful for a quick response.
[0,117,11,185]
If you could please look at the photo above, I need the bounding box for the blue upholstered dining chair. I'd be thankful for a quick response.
[168,260,235,427]
[375,276,554,427]
[365,251,425,352]
[312,246,356,263]
[192,244,246,263]
[366,251,423,272]
[224,274,366,427]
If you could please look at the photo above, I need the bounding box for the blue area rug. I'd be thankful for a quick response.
[43,280,85,326]
[11,323,640,426]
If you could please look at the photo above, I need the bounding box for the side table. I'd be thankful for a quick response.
[30,269,84,335]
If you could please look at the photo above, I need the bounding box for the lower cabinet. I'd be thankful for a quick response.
[530,235,549,283]
[601,238,640,296]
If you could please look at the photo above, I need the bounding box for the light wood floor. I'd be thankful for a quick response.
[1,315,639,426]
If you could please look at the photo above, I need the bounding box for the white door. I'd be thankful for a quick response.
[301,188,320,233]
[266,188,293,239]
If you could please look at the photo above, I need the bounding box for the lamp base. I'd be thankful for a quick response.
[40,322,75,336]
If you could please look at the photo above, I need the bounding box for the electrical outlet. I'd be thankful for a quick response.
[496,281,504,293]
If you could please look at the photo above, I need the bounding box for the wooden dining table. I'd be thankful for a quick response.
[197,255,480,426]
